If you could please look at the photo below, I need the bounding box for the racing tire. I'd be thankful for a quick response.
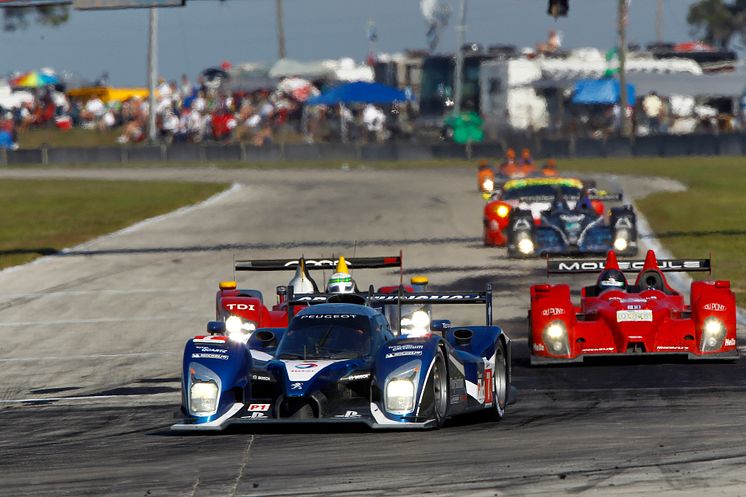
[423,350,449,428]
[490,342,508,420]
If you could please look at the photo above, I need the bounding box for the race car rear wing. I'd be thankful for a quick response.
[287,284,494,326]
[546,258,711,274]
[506,192,623,204]
[235,255,402,271]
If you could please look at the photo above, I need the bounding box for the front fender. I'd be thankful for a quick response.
[181,336,252,423]
[373,335,442,420]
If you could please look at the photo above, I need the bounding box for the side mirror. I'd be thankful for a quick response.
[207,321,226,335]
[431,319,451,332]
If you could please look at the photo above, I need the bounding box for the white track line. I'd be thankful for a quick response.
[0,314,204,327]
[0,288,199,299]
[0,393,171,404]
[0,351,179,363]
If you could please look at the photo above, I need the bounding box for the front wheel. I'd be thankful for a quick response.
[423,350,448,428]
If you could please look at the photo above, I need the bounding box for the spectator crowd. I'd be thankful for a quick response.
[0,69,406,150]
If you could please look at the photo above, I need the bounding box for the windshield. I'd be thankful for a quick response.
[277,314,372,360]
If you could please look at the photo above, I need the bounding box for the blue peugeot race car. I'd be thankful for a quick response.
[172,288,513,430]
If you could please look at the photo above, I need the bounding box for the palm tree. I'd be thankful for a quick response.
[687,0,746,48]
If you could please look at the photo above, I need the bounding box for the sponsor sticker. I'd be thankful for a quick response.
[300,314,356,319]
[293,363,318,369]
[251,374,271,382]
[291,382,303,390]
[334,410,361,418]
[248,403,270,412]
[245,412,268,419]
[725,338,736,347]
[225,303,256,311]
[341,373,371,381]
[532,343,545,352]
[191,353,229,361]
[703,303,727,312]
[616,310,653,322]
[193,336,227,344]
[541,307,565,317]
[385,351,423,359]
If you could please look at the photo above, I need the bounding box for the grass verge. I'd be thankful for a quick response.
[0,179,226,269]
[560,157,746,306]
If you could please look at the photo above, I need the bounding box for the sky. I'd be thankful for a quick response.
[0,0,704,86]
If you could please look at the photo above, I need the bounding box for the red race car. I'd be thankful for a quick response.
[528,250,738,365]
[214,255,403,339]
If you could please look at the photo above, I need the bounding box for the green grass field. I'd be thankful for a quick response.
[1,155,743,306]
[0,179,226,269]
[559,157,746,306]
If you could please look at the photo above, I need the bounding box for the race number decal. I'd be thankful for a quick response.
[484,369,493,405]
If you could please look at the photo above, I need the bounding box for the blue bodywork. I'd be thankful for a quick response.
[173,297,511,431]
[508,199,638,257]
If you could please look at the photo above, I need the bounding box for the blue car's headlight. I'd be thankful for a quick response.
[190,380,219,416]
[384,361,421,414]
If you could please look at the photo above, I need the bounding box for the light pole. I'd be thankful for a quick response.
[276,0,286,59]
[617,0,632,137]
[453,0,466,115]
[147,6,158,143]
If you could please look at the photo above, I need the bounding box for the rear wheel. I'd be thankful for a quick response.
[491,342,508,420]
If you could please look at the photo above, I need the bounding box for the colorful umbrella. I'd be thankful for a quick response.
[11,71,59,88]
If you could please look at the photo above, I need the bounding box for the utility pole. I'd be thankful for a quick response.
[656,0,664,43]
[617,0,632,137]
[147,6,158,143]
[276,0,286,59]
[453,0,467,115]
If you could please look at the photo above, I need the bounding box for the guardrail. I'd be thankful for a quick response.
[1,133,745,166]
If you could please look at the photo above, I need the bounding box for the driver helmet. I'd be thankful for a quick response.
[326,256,356,293]
[598,269,627,291]
[577,189,594,211]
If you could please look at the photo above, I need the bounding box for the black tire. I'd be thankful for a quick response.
[491,342,508,420]
[423,350,448,428]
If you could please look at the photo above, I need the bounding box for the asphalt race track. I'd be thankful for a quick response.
[1,167,744,497]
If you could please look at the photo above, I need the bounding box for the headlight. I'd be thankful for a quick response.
[613,229,630,251]
[190,380,219,416]
[225,315,256,340]
[386,379,415,413]
[542,322,569,356]
[384,363,420,414]
[496,204,510,218]
[701,318,726,352]
[517,237,535,255]
[482,178,494,192]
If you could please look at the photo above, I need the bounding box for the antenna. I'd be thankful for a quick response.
[399,249,404,288]
[232,253,236,282]
[351,241,358,277]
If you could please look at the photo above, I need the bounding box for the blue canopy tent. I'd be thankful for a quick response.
[306,81,411,105]
[572,79,635,106]
[305,81,412,143]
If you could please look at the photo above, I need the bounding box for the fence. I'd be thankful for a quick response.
[1,133,745,166]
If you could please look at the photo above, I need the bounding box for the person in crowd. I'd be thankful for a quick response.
[642,91,664,134]
[542,158,559,177]
[499,148,518,177]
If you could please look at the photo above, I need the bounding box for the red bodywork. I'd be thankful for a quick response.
[216,289,288,329]
[528,250,738,364]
